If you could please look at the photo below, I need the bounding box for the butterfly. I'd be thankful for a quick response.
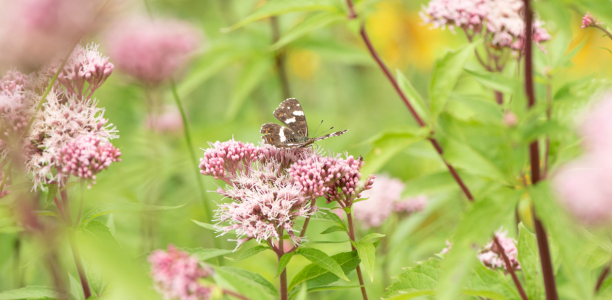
[261,98,348,148]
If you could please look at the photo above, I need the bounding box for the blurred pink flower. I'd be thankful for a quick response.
[503,111,518,127]
[353,174,404,228]
[145,107,183,133]
[579,91,612,154]
[106,18,201,86]
[0,0,96,71]
[55,135,121,187]
[421,0,550,51]
[393,195,428,214]
[582,13,597,29]
[149,245,213,300]
[0,69,33,137]
[477,229,520,271]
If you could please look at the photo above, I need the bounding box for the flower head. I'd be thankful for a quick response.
[146,107,183,133]
[582,13,598,29]
[44,43,114,99]
[106,18,201,86]
[353,174,404,228]
[199,139,261,182]
[393,195,428,214]
[477,230,520,271]
[419,0,489,32]
[0,0,97,71]
[148,245,213,300]
[55,135,121,187]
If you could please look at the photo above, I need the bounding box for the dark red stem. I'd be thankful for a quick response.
[277,230,288,300]
[347,212,369,300]
[345,0,474,201]
[222,289,251,300]
[493,236,529,300]
[595,262,611,293]
[523,1,558,299]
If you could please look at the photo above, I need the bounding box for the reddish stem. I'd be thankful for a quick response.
[347,212,369,300]
[523,1,558,299]
[222,289,252,300]
[345,0,474,201]
[277,229,288,300]
[493,236,529,300]
[595,262,612,293]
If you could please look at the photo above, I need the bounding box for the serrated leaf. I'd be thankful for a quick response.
[320,225,346,235]
[182,248,233,261]
[464,69,514,94]
[227,245,269,262]
[272,11,345,50]
[429,42,478,120]
[216,266,279,297]
[0,286,64,300]
[296,247,349,281]
[383,258,441,298]
[227,0,340,31]
[517,223,541,300]
[80,203,183,224]
[356,241,376,282]
[396,70,429,123]
[226,58,272,120]
[277,252,295,277]
[442,138,510,184]
[362,127,429,175]
[289,251,360,291]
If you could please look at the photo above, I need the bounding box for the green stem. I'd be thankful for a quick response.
[169,79,211,221]
[75,181,85,227]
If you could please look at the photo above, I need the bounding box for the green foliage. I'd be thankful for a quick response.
[0,286,63,300]
[277,252,295,277]
[215,266,279,298]
[355,240,376,282]
[295,247,350,281]
[79,203,184,225]
[226,245,270,262]
[271,11,346,50]
[288,251,361,291]
[361,126,429,175]
[183,248,234,261]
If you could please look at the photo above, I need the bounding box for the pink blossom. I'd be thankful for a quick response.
[199,139,261,182]
[477,230,520,271]
[106,18,201,86]
[582,13,597,29]
[0,0,96,71]
[55,135,121,187]
[353,175,404,228]
[148,245,213,300]
[393,195,428,214]
[145,107,183,133]
[579,91,612,154]
[503,111,518,127]
[0,69,33,137]
[44,44,114,100]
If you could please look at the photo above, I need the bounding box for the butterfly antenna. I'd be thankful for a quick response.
[315,126,335,138]
[312,120,324,137]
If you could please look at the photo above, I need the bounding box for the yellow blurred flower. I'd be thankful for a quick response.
[288,49,321,79]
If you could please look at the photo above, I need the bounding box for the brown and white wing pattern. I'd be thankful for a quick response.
[312,130,348,142]
[260,123,301,148]
[273,98,308,138]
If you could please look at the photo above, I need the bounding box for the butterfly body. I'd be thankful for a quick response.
[261,98,347,148]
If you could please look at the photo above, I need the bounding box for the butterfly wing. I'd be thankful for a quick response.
[273,98,308,138]
[261,123,302,148]
[312,130,348,142]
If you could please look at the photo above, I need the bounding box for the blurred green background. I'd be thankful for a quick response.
[1,0,611,299]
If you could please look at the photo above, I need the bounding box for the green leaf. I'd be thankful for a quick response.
[181,248,233,261]
[441,138,510,184]
[227,245,269,262]
[272,11,345,50]
[530,183,594,300]
[277,252,295,277]
[320,225,346,235]
[429,42,478,120]
[396,70,430,123]
[192,220,217,231]
[46,184,58,206]
[216,266,279,297]
[289,251,360,291]
[227,0,340,31]
[517,223,541,300]
[296,247,349,281]
[69,274,83,300]
[384,292,435,300]
[80,203,183,224]
[361,126,429,175]
[176,44,249,98]
[356,241,376,282]
[360,233,385,243]
[436,189,521,300]
[402,171,458,197]
[463,69,514,94]
[317,209,346,229]
[226,58,273,120]
[80,221,123,251]
[383,258,441,298]
[0,286,63,300]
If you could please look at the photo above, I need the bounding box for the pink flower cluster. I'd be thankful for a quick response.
[46,44,114,100]
[421,0,550,51]
[477,230,520,271]
[106,19,201,86]
[200,139,375,248]
[582,13,598,29]
[0,0,97,71]
[55,135,121,187]
[148,245,213,300]
[0,69,33,137]
[353,175,427,228]
[146,107,184,133]
[553,91,612,225]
